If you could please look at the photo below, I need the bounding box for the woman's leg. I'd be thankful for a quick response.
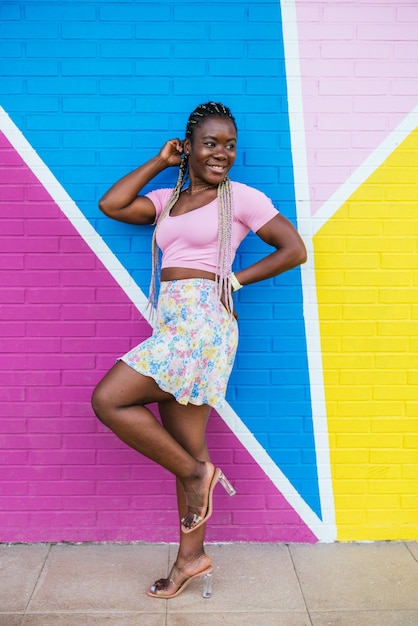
[91,361,215,517]
[148,399,212,595]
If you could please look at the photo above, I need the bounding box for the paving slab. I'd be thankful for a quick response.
[164,543,307,614]
[0,544,49,612]
[0,616,23,626]
[26,543,168,615]
[167,613,311,626]
[290,542,418,613]
[21,615,165,626]
[310,610,418,626]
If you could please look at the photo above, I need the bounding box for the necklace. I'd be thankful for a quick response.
[186,185,216,195]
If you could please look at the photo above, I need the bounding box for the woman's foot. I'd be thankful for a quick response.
[181,462,221,533]
[147,553,212,599]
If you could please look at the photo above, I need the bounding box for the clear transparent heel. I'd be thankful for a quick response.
[202,572,213,599]
[218,472,236,496]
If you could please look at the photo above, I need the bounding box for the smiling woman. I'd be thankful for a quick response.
[92,101,307,599]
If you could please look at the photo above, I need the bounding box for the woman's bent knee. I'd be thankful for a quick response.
[91,382,113,426]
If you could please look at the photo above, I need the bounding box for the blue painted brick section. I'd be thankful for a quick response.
[1,3,21,19]
[25,4,96,21]
[174,42,245,58]
[174,4,245,21]
[101,42,171,58]
[100,4,171,21]
[249,4,281,21]
[26,41,97,58]
[1,22,59,38]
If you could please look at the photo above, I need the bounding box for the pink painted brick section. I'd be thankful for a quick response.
[0,133,316,543]
[296,0,418,214]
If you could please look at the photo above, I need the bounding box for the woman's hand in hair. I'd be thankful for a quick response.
[158,138,185,167]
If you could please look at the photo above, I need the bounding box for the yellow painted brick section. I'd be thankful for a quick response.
[367,511,417,524]
[330,450,369,464]
[367,480,417,494]
[317,308,343,321]
[403,434,418,448]
[341,336,409,352]
[318,288,378,304]
[345,527,418,541]
[340,371,406,386]
[372,167,418,183]
[406,403,418,417]
[335,495,400,510]
[321,354,374,370]
[373,386,418,401]
[382,254,418,269]
[332,401,404,417]
[345,185,384,201]
[334,511,366,524]
[375,354,418,369]
[378,321,418,335]
[382,220,418,236]
[385,185,418,201]
[313,127,418,541]
[342,304,410,320]
[325,386,372,404]
[402,465,418,479]
[371,418,418,433]
[336,434,403,449]
[409,338,418,350]
[344,270,413,286]
[321,321,377,337]
[314,270,345,285]
[347,202,417,219]
[334,464,401,479]
[336,480,368,494]
[379,288,418,303]
[370,449,418,464]
[346,237,415,253]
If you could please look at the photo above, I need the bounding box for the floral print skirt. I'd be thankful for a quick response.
[120,279,238,410]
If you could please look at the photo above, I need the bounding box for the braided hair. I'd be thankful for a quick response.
[149,102,237,316]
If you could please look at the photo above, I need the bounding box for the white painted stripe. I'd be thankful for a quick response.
[312,106,418,235]
[0,105,333,540]
[280,1,337,541]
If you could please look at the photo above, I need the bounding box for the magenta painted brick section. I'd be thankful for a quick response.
[0,133,316,543]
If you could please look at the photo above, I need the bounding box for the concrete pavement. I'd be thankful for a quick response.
[1,541,417,625]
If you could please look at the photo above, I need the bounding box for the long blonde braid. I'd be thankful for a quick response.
[149,102,237,316]
[148,155,188,311]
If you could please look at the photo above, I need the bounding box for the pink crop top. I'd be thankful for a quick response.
[145,180,279,273]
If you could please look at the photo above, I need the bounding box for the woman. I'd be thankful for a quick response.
[92,102,307,599]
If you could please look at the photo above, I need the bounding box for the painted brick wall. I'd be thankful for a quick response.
[0,1,417,543]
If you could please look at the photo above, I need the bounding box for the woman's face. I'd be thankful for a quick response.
[185,117,237,187]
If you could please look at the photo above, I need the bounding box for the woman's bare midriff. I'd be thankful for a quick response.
[161,268,217,282]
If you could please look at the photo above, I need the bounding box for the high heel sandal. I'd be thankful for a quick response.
[147,563,213,599]
[181,464,236,534]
